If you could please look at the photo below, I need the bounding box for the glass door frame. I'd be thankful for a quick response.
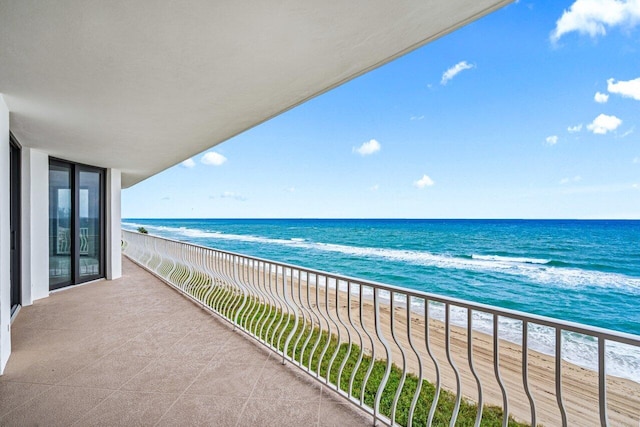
[10,133,22,314]
[49,158,106,290]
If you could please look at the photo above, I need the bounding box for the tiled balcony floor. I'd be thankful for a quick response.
[0,257,370,427]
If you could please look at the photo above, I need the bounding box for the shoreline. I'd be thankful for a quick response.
[327,279,640,385]
[273,273,640,426]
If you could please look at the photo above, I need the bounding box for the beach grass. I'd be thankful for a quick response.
[192,282,527,427]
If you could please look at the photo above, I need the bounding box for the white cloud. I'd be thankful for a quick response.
[560,175,582,184]
[181,158,196,168]
[619,127,635,138]
[594,91,609,103]
[567,124,583,133]
[587,114,622,134]
[546,135,559,145]
[414,174,435,189]
[550,0,640,43]
[441,61,475,85]
[284,187,296,193]
[201,151,227,166]
[220,191,246,201]
[353,139,381,156]
[410,115,425,121]
[607,77,640,100]
[369,184,379,191]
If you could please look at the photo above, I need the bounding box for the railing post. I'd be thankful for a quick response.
[598,336,608,426]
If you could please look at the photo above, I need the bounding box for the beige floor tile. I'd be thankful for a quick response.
[58,353,154,389]
[111,329,189,358]
[0,349,103,385]
[107,315,159,336]
[121,358,207,394]
[73,390,178,427]
[198,315,234,331]
[76,329,133,355]
[250,359,322,400]
[155,394,246,427]
[212,335,272,364]
[185,362,262,397]
[318,390,371,427]
[10,326,95,353]
[10,310,63,332]
[0,382,52,417]
[0,385,112,427]
[162,330,228,362]
[239,397,321,427]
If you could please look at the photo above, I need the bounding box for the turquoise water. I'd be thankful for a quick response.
[122,218,640,381]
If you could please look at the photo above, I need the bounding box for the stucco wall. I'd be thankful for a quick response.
[106,168,122,280]
[0,94,11,373]
[21,148,49,304]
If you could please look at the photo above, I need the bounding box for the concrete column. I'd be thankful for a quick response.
[20,148,49,304]
[0,94,11,374]
[106,168,121,280]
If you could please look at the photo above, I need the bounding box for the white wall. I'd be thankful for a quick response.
[0,94,11,374]
[106,168,121,280]
[0,125,120,373]
[21,148,49,304]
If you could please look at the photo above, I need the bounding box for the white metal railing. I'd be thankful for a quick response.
[122,230,640,427]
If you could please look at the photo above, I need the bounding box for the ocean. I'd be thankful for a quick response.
[122,218,640,382]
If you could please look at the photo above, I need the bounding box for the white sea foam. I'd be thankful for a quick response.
[121,222,640,294]
[471,254,550,264]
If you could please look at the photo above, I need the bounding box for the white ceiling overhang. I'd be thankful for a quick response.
[1,0,511,187]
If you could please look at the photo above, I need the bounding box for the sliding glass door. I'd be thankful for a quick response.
[49,159,105,290]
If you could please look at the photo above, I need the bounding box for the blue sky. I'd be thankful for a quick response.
[123,0,640,219]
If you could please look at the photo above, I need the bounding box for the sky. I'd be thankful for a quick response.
[123,0,640,219]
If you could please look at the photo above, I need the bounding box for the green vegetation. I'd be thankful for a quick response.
[183,279,527,427]
[137,226,148,234]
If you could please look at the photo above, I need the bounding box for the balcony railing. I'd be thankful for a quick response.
[122,230,640,426]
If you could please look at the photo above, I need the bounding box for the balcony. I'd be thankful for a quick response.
[0,257,369,426]
[119,231,640,426]
[3,231,639,426]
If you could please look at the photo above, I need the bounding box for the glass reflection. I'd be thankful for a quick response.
[49,164,72,287]
[79,171,101,278]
